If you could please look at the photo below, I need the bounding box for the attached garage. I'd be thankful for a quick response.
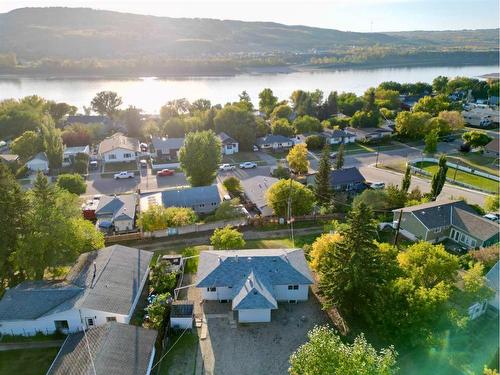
[238,308,271,323]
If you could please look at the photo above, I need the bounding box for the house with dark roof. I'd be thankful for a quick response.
[26,152,49,172]
[240,175,279,216]
[95,194,137,232]
[484,138,499,157]
[218,132,239,155]
[256,135,294,151]
[152,136,185,160]
[98,133,140,163]
[0,245,153,336]
[306,166,366,193]
[394,200,499,248]
[47,322,157,375]
[322,129,356,145]
[346,127,393,142]
[196,249,313,322]
[140,185,222,214]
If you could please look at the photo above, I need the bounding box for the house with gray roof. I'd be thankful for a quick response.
[26,152,49,173]
[140,185,222,214]
[152,136,185,160]
[95,194,137,232]
[98,133,140,164]
[306,166,366,193]
[218,132,239,155]
[240,175,279,216]
[0,245,153,336]
[62,145,90,167]
[394,200,499,248]
[322,129,356,145]
[196,249,313,322]
[47,322,157,375]
[256,134,294,151]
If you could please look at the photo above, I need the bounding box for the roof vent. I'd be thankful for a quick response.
[218,256,222,263]
[247,257,252,262]
[235,255,239,262]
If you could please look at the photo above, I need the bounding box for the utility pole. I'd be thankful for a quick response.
[375,145,380,167]
[393,209,403,246]
[287,175,295,248]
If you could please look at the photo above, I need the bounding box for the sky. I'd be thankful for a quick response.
[0,0,498,32]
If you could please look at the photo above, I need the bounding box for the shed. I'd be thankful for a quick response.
[170,301,194,330]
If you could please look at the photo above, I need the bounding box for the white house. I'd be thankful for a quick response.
[322,129,356,145]
[26,152,49,172]
[469,261,499,319]
[98,133,140,163]
[0,245,152,336]
[62,145,90,167]
[47,323,157,375]
[346,127,393,142]
[218,132,239,155]
[256,135,294,151]
[95,194,137,232]
[196,249,313,323]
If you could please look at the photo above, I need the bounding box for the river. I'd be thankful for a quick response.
[0,65,498,113]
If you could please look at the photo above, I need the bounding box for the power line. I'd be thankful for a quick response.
[150,327,190,371]
[82,327,97,375]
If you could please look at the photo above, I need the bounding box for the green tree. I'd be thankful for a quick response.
[121,105,143,138]
[318,202,386,317]
[223,176,242,196]
[10,131,42,160]
[484,194,499,213]
[460,262,495,306]
[56,173,87,195]
[353,189,392,211]
[310,233,342,271]
[214,104,257,150]
[287,144,309,175]
[258,88,278,118]
[375,88,401,110]
[335,143,345,170]
[266,179,315,217]
[293,115,322,134]
[314,146,332,207]
[238,90,254,111]
[395,111,432,139]
[150,263,178,294]
[179,130,222,186]
[413,95,450,116]
[146,292,171,330]
[401,164,412,194]
[338,93,365,117]
[430,155,448,199]
[271,104,293,121]
[138,205,197,231]
[210,225,245,250]
[432,76,449,94]
[213,199,243,221]
[40,122,64,169]
[271,118,295,137]
[305,135,326,150]
[91,91,123,117]
[289,325,398,375]
[0,163,27,287]
[349,110,379,128]
[46,101,77,124]
[437,111,465,132]
[462,131,493,148]
[424,128,439,154]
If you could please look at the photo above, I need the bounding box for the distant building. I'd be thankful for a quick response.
[306,166,366,193]
[346,127,393,142]
[140,185,222,214]
[26,152,49,172]
[218,132,239,155]
[256,135,294,151]
[322,129,356,145]
[0,154,19,164]
[98,133,140,163]
[62,145,90,167]
[47,322,157,375]
[240,175,279,216]
[151,137,185,160]
[95,194,137,232]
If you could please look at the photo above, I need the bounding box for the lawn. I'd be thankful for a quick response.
[222,152,261,164]
[0,347,60,375]
[157,332,199,375]
[448,153,499,177]
[329,141,402,155]
[415,161,499,193]
[103,160,138,172]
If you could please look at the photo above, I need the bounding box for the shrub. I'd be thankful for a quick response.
[56,173,87,195]
[223,176,242,196]
[305,134,326,150]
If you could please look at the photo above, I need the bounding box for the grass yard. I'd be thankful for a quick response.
[0,347,60,375]
[103,160,138,172]
[415,161,499,193]
[222,151,261,164]
[448,153,500,177]
[158,332,199,375]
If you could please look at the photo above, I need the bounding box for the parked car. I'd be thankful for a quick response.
[113,171,134,179]
[369,182,385,190]
[239,161,257,169]
[157,168,175,176]
[139,159,148,168]
[219,163,236,171]
[90,160,99,170]
[252,145,259,152]
[483,213,499,223]
[329,152,338,159]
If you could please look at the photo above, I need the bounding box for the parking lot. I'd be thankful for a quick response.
[186,282,329,375]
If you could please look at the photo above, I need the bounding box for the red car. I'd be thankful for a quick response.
[157,168,175,176]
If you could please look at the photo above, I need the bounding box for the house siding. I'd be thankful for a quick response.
[397,212,428,241]
[273,284,309,301]
[238,309,271,323]
[102,148,138,163]
[483,233,499,247]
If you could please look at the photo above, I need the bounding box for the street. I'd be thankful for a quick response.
[84,142,492,206]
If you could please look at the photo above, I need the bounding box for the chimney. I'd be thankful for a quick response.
[235,255,239,262]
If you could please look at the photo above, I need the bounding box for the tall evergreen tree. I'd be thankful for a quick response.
[41,121,64,170]
[335,143,345,170]
[319,202,385,318]
[401,164,412,193]
[315,146,332,206]
[430,155,448,199]
[0,163,27,287]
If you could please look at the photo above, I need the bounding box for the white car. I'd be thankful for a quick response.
[483,213,499,223]
[239,161,257,169]
[113,171,135,179]
[219,163,235,171]
[370,182,385,190]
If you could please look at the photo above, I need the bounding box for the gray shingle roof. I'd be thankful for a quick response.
[257,134,292,146]
[152,136,185,152]
[0,245,153,320]
[240,175,278,216]
[452,208,499,241]
[98,133,140,154]
[329,167,365,186]
[47,323,157,375]
[232,271,277,310]
[218,132,237,145]
[155,185,221,208]
[486,261,499,294]
[30,152,48,162]
[95,194,136,221]
[397,200,475,229]
[0,281,83,320]
[196,249,313,289]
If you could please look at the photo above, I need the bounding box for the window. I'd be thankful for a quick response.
[108,154,116,160]
[106,317,117,322]
[207,287,216,292]
[86,318,95,327]
[288,300,297,304]
[433,227,442,233]
[288,285,299,290]
[470,239,477,248]
[124,153,132,158]
[54,320,69,331]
